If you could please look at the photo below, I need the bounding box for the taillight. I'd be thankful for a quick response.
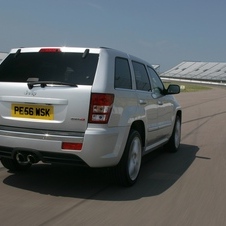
[39,48,61,53]
[62,142,83,151]
[89,93,114,124]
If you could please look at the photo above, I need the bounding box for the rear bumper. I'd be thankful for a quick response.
[0,125,129,167]
[0,146,88,166]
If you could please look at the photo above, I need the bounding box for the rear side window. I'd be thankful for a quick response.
[0,52,99,85]
[114,57,132,89]
[132,61,151,91]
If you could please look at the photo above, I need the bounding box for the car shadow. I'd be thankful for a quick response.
[2,143,199,201]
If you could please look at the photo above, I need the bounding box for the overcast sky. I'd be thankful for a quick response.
[0,0,226,72]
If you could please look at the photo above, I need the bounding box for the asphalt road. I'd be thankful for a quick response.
[1,86,226,226]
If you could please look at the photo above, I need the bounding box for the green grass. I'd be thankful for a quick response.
[163,81,212,92]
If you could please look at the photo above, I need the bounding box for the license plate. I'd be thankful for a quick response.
[11,104,54,120]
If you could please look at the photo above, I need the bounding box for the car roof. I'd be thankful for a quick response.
[9,47,101,54]
[9,46,153,68]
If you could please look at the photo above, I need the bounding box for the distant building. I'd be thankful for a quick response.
[161,61,226,83]
[0,52,8,62]
[152,64,160,74]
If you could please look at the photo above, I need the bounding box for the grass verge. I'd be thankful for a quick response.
[163,81,212,92]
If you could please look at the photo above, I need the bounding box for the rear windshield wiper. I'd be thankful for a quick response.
[27,81,78,89]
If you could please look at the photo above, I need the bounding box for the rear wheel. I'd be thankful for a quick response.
[1,158,31,171]
[114,129,142,186]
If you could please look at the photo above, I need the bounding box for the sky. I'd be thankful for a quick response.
[0,0,226,72]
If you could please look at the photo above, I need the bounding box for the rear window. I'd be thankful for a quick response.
[0,51,99,85]
[114,57,132,89]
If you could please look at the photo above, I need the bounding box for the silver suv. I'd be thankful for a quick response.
[0,47,181,186]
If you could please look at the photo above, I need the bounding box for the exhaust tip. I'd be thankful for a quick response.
[15,152,40,165]
[16,153,27,164]
[27,154,39,164]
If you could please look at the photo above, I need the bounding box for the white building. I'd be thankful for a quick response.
[0,52,8,62]
[161,61,226,83]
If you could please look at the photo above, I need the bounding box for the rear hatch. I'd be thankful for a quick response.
[0,47,100,132]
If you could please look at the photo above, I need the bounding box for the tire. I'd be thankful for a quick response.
[114,129,142,186]
[167,116,181,153]
[1,158,31,171]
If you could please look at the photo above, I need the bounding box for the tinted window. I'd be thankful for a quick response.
[115,57,132,89]
[132,61,151,91]
[0,52,99,85]
[147,66,165,96]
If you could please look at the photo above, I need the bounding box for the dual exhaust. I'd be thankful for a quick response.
[15,152,39,165]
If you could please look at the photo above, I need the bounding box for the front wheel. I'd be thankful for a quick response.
[114,129,142,187]
[167,116,181,153]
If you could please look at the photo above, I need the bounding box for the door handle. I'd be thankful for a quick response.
[158,101,163,105]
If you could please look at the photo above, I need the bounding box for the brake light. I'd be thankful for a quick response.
[89,93,114,124]
[39,48,61,53]
[62,142,83,151]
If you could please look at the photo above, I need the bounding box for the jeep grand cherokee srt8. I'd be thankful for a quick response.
[0,47,181,186]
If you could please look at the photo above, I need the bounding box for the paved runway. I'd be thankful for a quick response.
[1,86,226,225]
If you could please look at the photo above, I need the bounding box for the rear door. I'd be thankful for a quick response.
[0,48,99,133]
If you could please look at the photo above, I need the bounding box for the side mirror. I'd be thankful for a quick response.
[166,84,180,95]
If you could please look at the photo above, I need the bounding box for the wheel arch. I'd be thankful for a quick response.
[176,109,182,122]
[130,120,145,148]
